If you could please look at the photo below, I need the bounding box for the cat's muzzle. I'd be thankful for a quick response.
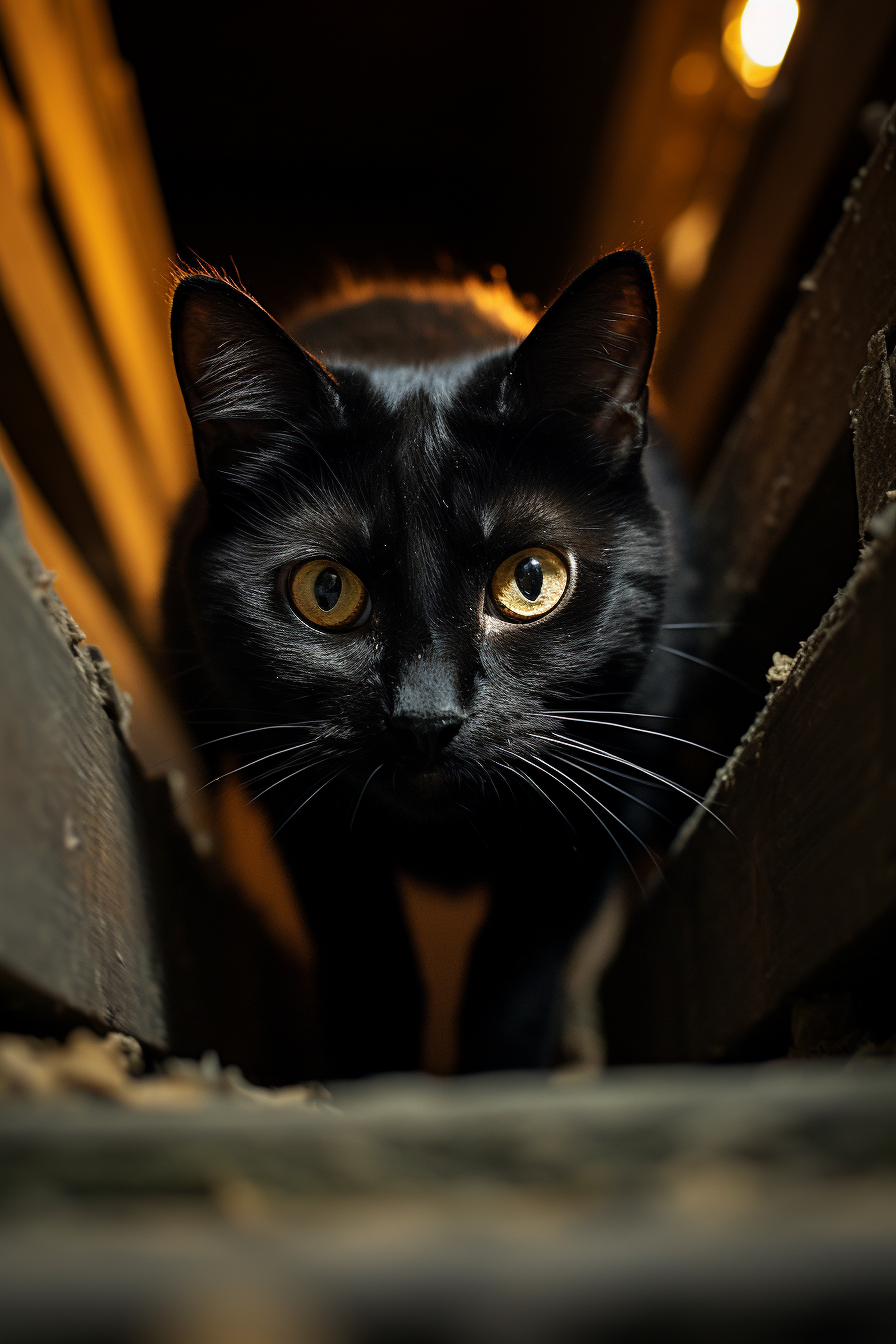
[388,712,463,763]
[382,712,465,807]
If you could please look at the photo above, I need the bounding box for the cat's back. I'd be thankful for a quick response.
[285,277,535,368]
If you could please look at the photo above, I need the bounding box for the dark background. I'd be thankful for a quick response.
[109,1,635,320]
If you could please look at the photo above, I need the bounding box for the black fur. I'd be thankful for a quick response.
[165,252,698,1079]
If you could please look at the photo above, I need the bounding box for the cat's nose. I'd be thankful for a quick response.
[389,713,464,762]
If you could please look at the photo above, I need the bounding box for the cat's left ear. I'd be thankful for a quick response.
[170,274,341,488]
[510,250,657,462]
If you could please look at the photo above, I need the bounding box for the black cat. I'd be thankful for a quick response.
[165,251,701,1079]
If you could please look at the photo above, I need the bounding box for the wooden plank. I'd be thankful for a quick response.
[0,1068,895,1342]
[64,0,175,294]
[0,66,167,630]
[851,328,896,535]
[0,0,195,511]
[602,136,896,1058]
[0,449,316,1076]
[601,507,896,1064]
[657,0,896,472]
[0,456,168,1047]
[695,102,896,630]
[0,423,316,1027]
[0,472,316,1076]
[0,422,207,813]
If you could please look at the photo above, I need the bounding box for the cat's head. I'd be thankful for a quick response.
[170,253,666,825]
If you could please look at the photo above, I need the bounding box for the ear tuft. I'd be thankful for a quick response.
[170,276,339,485]
[511,250,657,460]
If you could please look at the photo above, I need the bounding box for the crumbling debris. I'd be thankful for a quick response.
[0,1030,319,1111]
[765,650,796,684]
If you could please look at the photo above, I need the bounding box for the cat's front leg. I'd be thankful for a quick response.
[281,840,424,1080]
[456,861,606,1073]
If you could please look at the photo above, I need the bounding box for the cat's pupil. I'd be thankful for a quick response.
[515,556,543,601]
[314,568,342,611]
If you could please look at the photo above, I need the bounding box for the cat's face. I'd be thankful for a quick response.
[171,254,666,823]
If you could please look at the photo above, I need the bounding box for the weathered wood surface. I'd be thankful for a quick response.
[0,456,318,1080]
[852,327,896,535]
[657,3,896,472]
[0,459,168,1046]
[1,1064,895,1342]
[601,104,896,1064]
[0,64,168,630]
[603,505,896,1063]
[695,103,896,631]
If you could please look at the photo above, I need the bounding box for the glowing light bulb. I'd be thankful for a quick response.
[740,0,799,69]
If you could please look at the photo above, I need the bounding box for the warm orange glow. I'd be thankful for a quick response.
[0,68,168,631]
[661,200,720,289]
[722,0,798,97]
[659,127,704,178]
[398,874,490,1075]
[216,776,315,966]
[295,272,537,343]
[670,51,719,98]
[0,0,196,511]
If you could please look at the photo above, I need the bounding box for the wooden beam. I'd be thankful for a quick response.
[0,1068,895,1341]
[0,0,195,511]
[601,104,896,1063]
[0,448,317,1076]
[0,67,166,630]
[851,328,896,536]
[571,0,719,265]
[0,422,316,984]
[695,103,896,631]
[0,422,204,801]
[602,507,896,1063]
[657,0,896,472]
[0,451,168,1047]
[64,0,175,296]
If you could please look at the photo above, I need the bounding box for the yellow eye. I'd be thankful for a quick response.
[490,547,569,622]
[289,559,370,629]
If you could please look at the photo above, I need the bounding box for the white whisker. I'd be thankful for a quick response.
[500,751,577,835]
[536,710,671,720]
[250,754,332,805]
[521,752,651,892]
[202,738,323,792]
[656,644,758,695]
[271,769,346,841]
[195,722,315,752]
[536,731,735,838]
[552,749,672,826]
[532,753,664,878]
[540,718,728,758]
[350,764,384,831]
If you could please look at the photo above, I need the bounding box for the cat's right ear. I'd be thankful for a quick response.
[509,250,657,464]
[170,275,340,487]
